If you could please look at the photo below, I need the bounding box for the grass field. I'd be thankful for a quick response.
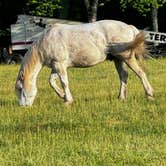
[0,58,166,165]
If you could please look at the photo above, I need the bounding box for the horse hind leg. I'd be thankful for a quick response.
[114,58,128,100]
[52,61,73,104]
[124,52,154,99]
[49,70,65,99]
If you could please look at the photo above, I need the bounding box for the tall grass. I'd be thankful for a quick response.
[0,58,166,165]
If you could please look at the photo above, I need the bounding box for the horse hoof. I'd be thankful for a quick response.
[147,95,154,100]
[118,96,126,101]
[64,100,73,106]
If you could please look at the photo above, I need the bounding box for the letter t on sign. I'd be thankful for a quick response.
[149,33,155,40]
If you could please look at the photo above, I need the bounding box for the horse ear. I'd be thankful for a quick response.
[20,70,24,81]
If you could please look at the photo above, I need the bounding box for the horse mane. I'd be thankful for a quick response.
[19,38,45,82]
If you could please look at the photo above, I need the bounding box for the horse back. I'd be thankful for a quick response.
[39,20,139,67]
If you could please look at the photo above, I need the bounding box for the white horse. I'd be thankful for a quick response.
[15,20,154,106]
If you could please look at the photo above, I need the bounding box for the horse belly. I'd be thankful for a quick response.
[69,45,106,67]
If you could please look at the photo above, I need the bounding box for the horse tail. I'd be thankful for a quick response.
[106,31,148,59]
[128,31,148,57]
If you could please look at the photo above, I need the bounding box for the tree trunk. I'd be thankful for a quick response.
[151,5,158,32]
[151,5,159,46]
[84,0,98,22]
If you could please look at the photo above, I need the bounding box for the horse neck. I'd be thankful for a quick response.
[22,49,43,86]
[27,62,42,85]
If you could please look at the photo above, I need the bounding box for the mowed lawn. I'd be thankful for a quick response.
[0,58,166,165]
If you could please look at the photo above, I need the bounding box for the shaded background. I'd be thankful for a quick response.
[0,0,165,47]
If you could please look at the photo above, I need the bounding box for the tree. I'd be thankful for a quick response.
[84,0,116,22]
[0,0,27,46]
[84,0,99,22]
[26,0,62,17]
[120,0,166,32]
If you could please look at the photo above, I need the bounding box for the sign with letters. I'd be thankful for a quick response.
[145,31,166,43]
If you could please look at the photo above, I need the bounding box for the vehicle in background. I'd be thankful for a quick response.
[0,15,80,64]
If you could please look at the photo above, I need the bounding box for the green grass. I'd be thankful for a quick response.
[0,58,166,165]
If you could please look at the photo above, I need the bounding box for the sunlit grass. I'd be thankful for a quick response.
[0,58,166,165]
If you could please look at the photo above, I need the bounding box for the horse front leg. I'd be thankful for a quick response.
[124,53,154,99]
[114,58,128,100]
[52,61,73,104]
[49,71,65,99]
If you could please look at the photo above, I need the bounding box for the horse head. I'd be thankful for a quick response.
[15,69,37,106]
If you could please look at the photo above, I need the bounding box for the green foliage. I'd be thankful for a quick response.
[120,0,166,16]
[0,28,10,37]
[0,59,166,165]
[98,0,112,7]
[26,0,63,17]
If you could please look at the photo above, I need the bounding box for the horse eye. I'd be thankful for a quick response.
[15,86,22,94]
[18,87,22,92]
[15,82,22,92]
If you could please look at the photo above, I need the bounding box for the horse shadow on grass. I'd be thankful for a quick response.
[104,121,166,137]
[0,121,82,135]
[1,118,165,139]
[0,98,18,108]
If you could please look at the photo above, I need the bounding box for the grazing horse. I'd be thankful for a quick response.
[15,20,154,106]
